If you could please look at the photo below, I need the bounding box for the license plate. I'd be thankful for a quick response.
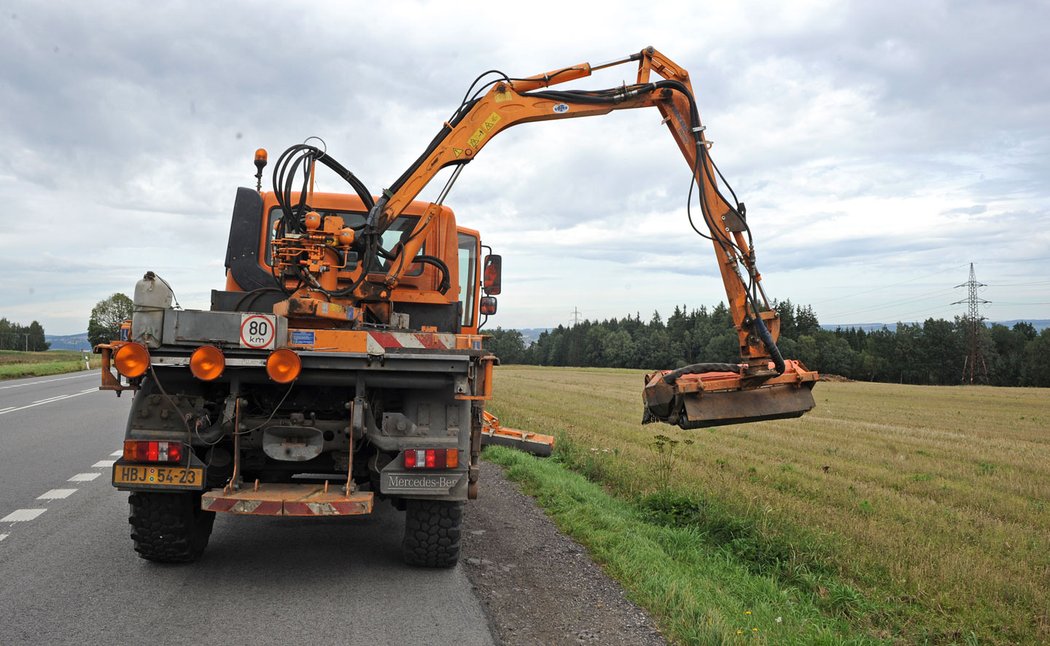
[113,465,204,489]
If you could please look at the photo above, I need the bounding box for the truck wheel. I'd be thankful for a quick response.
[402,499,463,568]
[128,491,215,563]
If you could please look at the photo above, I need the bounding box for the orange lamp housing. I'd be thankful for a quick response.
[266,348,302,383]
[113,342,150,378]
[189,345,225,381]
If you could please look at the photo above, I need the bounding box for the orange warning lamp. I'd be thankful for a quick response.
[254,148,268,191]
[114,342,150,378]
[189,345,225,381]
[266,348,302,383]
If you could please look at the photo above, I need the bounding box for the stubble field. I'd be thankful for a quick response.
[485,365,1050,644]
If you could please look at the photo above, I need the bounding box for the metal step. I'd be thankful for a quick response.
[202,482,374,516]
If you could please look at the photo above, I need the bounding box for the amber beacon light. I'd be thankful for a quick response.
[113,342,150,378]
[266,348,301,383]
[190,345,225,381]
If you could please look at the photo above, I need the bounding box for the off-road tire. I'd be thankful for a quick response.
[128,491,215,563]
[402,499,463,568]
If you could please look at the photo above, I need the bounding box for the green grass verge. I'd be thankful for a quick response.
[484,444,878,645]
[0,350,99,380]
[487,365,1049,643]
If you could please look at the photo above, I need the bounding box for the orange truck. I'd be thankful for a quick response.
[96,47,815,567]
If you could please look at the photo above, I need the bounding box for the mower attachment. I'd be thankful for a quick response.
[642,360,817,429]
[480,411,554,457]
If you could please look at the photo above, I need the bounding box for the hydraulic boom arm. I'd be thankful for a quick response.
[271,47,817,429]
[374,47,785,373]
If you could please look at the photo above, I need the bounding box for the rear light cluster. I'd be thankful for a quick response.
[124,440,183,464]
[403,448,459,469]
[112,342,302,384]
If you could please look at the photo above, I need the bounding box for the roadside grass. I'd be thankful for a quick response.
[486,365,1050,644]
[0,350,99,380]
[485,444,868,645]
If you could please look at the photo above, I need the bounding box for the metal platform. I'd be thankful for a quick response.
[201,483,374,516]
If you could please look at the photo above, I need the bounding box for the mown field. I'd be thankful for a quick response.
[485,365,1050,644]
[0,350,100,380]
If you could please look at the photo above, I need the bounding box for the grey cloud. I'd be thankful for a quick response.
[2,1,1047,333]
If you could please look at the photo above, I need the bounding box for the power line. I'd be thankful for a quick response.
[809,263,968,306]
[822,287,957,320]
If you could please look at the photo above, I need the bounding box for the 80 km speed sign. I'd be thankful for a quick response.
[240,314,277,350]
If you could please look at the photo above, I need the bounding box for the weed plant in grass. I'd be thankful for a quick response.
[0,350,99,380]
[486,365,1050,644]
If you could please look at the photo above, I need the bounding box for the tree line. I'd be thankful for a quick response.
[484,301,1050,387]
[0,318,50,352]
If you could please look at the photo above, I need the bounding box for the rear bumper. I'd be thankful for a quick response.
[201,483,374,516]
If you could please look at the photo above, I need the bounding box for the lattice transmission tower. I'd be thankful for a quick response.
[952,262,990,384]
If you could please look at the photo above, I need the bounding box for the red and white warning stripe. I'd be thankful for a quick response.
[366,331,456,354]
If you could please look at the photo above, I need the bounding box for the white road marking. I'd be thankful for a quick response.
[110,450,123,457]
[37,489,77,500]
[0,533,8,541]
[0,389,95,416]
[92,460,116,468]
[2,509,46,523]
[69,473,101,482]
[0,407,13,414]
[0,372,95,390]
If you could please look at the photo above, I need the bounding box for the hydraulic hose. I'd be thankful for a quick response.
[661,363,742,384]
[750,316,786,375]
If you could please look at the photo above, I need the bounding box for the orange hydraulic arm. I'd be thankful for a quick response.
[269,47,817,429]
[370,47,782,372]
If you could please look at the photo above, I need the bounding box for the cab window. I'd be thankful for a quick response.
[457,232,479,327]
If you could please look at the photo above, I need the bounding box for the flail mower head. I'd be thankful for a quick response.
[642,360,817,429]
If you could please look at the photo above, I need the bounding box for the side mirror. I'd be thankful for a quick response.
[480,296,498,316]
[483,254,502,295]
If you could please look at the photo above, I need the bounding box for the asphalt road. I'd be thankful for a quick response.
[0,372,495,646]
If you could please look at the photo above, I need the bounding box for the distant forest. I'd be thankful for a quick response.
[485,301,1050,387]
[0,318,50,352]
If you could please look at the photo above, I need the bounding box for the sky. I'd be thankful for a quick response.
[1,0,1048,335]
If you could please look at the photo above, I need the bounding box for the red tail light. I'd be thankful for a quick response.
[124,440,183,464]
[403,448,459,469]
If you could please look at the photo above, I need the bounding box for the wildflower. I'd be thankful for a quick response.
[775,616,782,624]
[744,610,752,615]
[753,628,759,633]
[736,629,743,635]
